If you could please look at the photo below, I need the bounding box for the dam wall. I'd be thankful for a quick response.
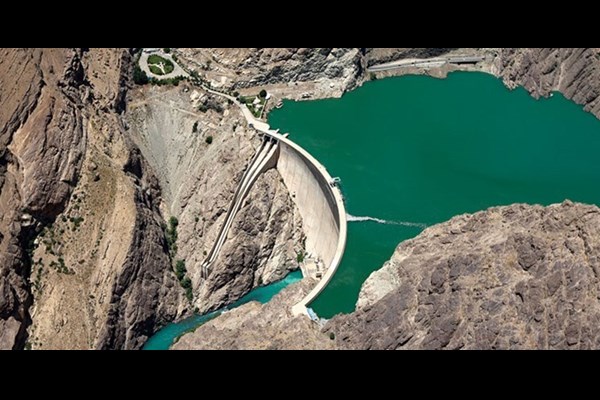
[274,138,347,316]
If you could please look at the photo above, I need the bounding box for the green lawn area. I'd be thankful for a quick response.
[147,54,174,75]
[148,65,163,75]
[240,95,267,118]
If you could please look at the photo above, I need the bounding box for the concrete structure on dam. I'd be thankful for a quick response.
[275,137,347,317]
[199,88,347,317]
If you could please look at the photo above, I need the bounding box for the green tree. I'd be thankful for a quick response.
[259,89,267,98]
[175,259,187,281]
[133,65,149,85]
[163,48,171,53]
[205,136,213,144]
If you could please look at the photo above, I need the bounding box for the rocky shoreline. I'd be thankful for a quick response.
[176,202,600,350]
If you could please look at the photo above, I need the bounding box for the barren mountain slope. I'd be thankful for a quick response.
[0,48,184,349]
[124,84,304,314]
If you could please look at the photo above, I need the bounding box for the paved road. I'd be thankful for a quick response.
[367,55,485,73]
[139,50,190,80]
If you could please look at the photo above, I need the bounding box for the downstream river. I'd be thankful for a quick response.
[143,271,302,350]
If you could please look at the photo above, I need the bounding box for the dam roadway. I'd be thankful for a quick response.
[202,87,347,317]
[367,55,485,73]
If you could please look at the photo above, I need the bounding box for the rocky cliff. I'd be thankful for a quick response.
[175,202,600,350]
[328,201,600,349]
[491,48,600,118]
[124,84,304,315]
[364,48,600,119]
[176,48,365,98]
[172,277,335,350]
[0,48,184,349]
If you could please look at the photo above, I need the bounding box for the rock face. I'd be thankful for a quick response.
[0,48,184,350]
[173,278,335,350]
[176,48,364,97]
[328,202,600,349]
[491,48,600,118]
[177,202,600,350]
[124,84,304,315]
[0,48,86,349]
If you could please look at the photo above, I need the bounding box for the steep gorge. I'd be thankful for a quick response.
[2,48,600,350]
[124,84,304,315]
[0,48,185,349]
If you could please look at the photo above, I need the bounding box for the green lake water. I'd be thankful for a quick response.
[143,270,303,350]
[268,71,600,318]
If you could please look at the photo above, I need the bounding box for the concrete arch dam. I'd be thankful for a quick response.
[200,116,346,318]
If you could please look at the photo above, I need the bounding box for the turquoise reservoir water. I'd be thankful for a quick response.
[268,71,600,318]
[143,270,303,350]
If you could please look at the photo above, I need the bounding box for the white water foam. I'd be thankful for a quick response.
[347,214,427,229]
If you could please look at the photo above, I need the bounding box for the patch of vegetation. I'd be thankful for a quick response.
[192,121,198,133]
[70,216,84,230]
[259,89,267,98]
[133,65,149,85]
[148,64,164,75]
[175,259,186,281]
[40,226,61,256]
[149,76,185,86]
[175,259,193,302]
[198,97,224,114]
[147,54,174,75]
[296,250,305,264]
[166,216,178,256]
[25,235,36,264]
[369,72,377,81]
[329,332,335,340]
[163,48,171,53]
[33,264,43,292]
[50,258,72,275]
[239,95,266,118]
[205,136,213,145]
